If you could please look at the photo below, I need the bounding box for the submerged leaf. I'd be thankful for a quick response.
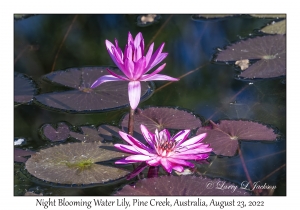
[14,72,37,104]
[121,107,202,134]
[215,35,286,79]
[196,120,277,156]
[34,67,152,113]
[14,148,36,163]
[70,126,103,142]
[41,122,70,142]
[25,142,129,185]
[114,175,251,195]
[261,20,286,34]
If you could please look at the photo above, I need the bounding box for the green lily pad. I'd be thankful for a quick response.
[25,142,129,186]
[261,20,286,34]
[250,14,286,19]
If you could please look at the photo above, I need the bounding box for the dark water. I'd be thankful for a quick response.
[14,14,286,196]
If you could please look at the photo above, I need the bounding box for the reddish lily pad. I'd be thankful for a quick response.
[196,120,277,156]
[121,107,202,134]
[25,142,129,185]
[70,126,103,142]
[14,72,38,104]
[14,148,36,163]
[41,122,70,142]
[114,175,250,196]
[215,35,286,79]
[34,67,152,113]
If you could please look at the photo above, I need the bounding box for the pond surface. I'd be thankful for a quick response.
[14,14,286,196]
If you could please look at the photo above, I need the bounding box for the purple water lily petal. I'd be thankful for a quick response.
[196,120,277,156]
[34,67,151,112]
[41,122,70,142]
[215,35,286,79]
[114,175,251,196]
[14,72,37,104]
[25,142,129,185]
[121,107,202,134]
[14,148,35,163]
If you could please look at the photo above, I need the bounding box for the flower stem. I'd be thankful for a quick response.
[128,108,135,135]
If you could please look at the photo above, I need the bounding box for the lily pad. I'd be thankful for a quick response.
[196,120,277,156]
[41,122,70,142]
[34,67,152,113]
[114,175,251,195]
[14,72,38,104]
[25,142,129,186]
[15,148,35,163]
[215,35,286,79]
[70,126,103,142]
[137,14,161,27]
[191,14,235,21]
[121,107,202,134]
[261,20,286,34]
[250,14,286,19]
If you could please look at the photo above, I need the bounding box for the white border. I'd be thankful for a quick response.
[5,0,296,209]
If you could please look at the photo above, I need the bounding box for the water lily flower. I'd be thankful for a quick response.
[114,124,212,174]
[91,32,179,109]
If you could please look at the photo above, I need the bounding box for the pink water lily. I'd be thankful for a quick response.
[114,125,212,174]
[91,32,179,109]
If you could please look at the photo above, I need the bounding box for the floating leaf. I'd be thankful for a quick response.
[261,20,286,34]
[137,14,161,27]
[14,148,35,163]
[191,14,235,21]
[97,125,121,141]
[196,120,277,156]
[41,122,70,142]
[215,35,286,79]
[24,191,43,196]
[70,126,103,142]
[114,175,250,196]
[250,14,286,19]
[14,72,37,104]
[121,107,202,134]
[25,142,129,185]
[34,67,152,113]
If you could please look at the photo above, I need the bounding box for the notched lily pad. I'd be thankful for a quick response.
[25,142,129,185]
[34,67,152,113]
[14,72,38,104]
[41,122,70,142]
[137,14,161,27]
[261,20,286,34]
[215,35,286,79]
[114,175,251,196]
[121,107,202,134]
[70,126,103,142]
[15,148,36,163]
[196,120,277,156]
